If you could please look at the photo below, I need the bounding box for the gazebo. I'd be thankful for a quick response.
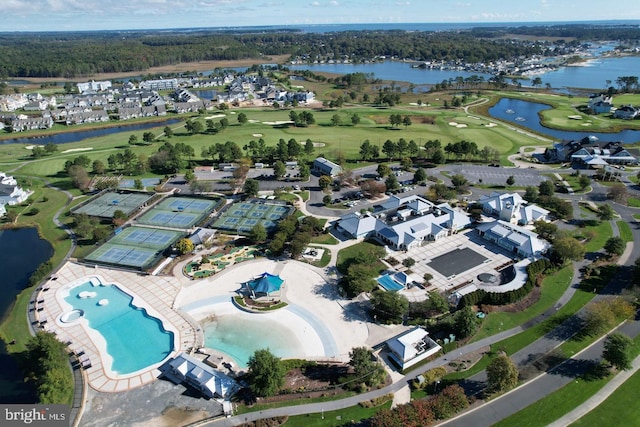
[244,272,284,299]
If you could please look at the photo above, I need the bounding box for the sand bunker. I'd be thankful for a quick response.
[456,124,468,128]
[568,115,583,120]
[24,145,44,150]
[252,133,263,137]
[248,119,260,123]
[448,122,458,126]
[204,114,226,120]
[485,123,498,128]
[62,147,93,154]
[263,120,294,125]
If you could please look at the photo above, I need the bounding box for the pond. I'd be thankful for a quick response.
[0,227,53,403]
[0,118,181,146]
[488,98,640,144]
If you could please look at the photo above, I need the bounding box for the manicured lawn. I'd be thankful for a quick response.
[577,220,612,253]
[571,367,640,426]
[495,334,640,427]
[472,266,574,342]
[298,190,310,201]
[617,221,634,243]
[283,402,392,426]
[336,241,385,273]
[235,392,357,415]
[627,197,640,208]
[310,234,339,245]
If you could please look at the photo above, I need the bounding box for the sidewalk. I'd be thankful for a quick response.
[548,354,640,427]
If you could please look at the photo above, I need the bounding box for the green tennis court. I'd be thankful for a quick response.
[212,200,293,234]
[137,196,217,229]
[73,191,153,218]
[108,226,183,250]
[85,244,160,269]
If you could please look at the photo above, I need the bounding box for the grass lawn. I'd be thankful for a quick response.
[283,402,393,426]
[310,234,339,245]
[276,192,299,202]
[235,392,357,415]
[298,190,310,201]
[336,240,385,274]
[577,220,612,253]
[617,221,634,243]
[627,197,640,208]
[495,334,640,427]
[472,266,574,342]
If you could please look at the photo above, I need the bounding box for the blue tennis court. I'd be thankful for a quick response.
[86,244,159,269]
[109,226,183,250]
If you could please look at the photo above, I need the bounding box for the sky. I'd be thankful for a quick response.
[2,0,640,32]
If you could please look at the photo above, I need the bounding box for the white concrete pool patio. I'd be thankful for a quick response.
[37,255,410,395]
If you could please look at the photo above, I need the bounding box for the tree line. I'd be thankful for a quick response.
[0,28,550,78]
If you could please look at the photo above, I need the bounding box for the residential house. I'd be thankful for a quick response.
[140,78,179,91]
[385,327,442,370]
[613,105,638,120]
[0,172,34,212]
[77,80,112,93]
[587,93,613,114]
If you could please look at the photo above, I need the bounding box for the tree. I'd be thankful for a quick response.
[584,297,635,335]
[597,204,615,221]
[184,169,195,184]
[451,174,468,190]
[92,159,106,175]
[304,139,315,156]
[486,354,519,394]
[67,165,90,191]
[402,258,416,268]
[413,167,427,184]
[330,114,341,126]
[273,160,286,180]
[24,332,74,404]
[351,113,361,125]
[506,175,515,186]
[603,332,633,371]
[376,163,391,178]
[382,140,398,160]
[247,349,285,397]
[133,178,144,190]
[427,291,449,314]
[370,290,409,324]
[175,238,194,255]
[249,223,267,243]
[163,126,173,138]
[243,179,259,197]
[128,134,138,145]
[402,115,412,128]
[578,174,591,190]
[237,112,248,125]
[185,119,203,134]
[323,194,333,205]
[349,347,385,387]
[524,186,539,202]
[142,131,155,143]
[432,149,446,165]
[552,236,586,264]
[604,236,625,257]
[533,220,557,242]
[453,306,478,338]
[385,174,400,191]
[298,163,310,180]
[318,175,333,191]
[359,140,377,161]
[607,183,628,204]
[538,180,555,197]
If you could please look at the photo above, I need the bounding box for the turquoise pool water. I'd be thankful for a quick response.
[202,314,303,368]
[64,281,174,375]
[377,274,404,292]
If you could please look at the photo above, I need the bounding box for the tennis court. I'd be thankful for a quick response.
[212,200,293,234]
[73,191,153,218]
[108,226,183,250]
[85,244,160,269]
[137,196,217,229]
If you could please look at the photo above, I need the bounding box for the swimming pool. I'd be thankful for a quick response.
[377,274,404,292]
[63,280,174,375]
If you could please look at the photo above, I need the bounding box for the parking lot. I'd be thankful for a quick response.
[447,164,546,186]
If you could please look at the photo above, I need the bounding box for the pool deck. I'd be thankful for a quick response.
[35,262,199,393]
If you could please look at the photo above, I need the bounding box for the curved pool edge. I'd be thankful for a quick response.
[54,274,183,385]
